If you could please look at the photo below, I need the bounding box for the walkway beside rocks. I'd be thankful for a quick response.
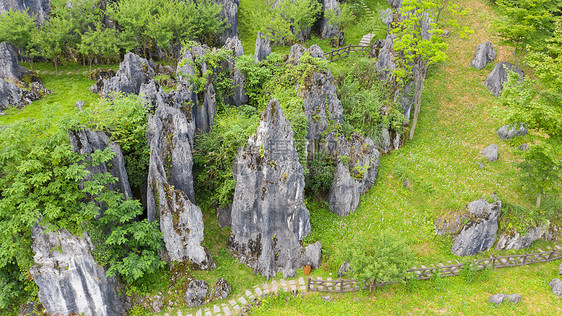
[167,276,308,316]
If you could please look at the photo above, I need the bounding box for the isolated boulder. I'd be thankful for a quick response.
[146,103,214,269]
[224,36,248,106]
[470,41,496,70]
[451,198,501,256]
[228,99,311,278]
[484,62,524,97]
[100,52,155,98]
[30,225,127,316]
[497,124,527,140]
[320,0,340,39]
[304,242,322,269]
[549,279,562,297]
[338,262,352,277]
[489,293,521,305]
[176,45,216,133]
[217,0,239,44]
[254,31,272,64]
[481,144,499,162]
[184,280,209,308]
[0,0,51,24]
[69,127,133,200]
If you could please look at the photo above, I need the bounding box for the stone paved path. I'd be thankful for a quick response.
[165,276,309,316]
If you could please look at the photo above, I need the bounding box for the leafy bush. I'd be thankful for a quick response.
[305,151,336,193]
[340,231,415,288]
[193,107,260,207]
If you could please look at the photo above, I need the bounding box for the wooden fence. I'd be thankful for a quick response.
[325,45,374,62]
[308,245,562,293]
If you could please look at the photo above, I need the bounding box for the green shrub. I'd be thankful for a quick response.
[339,231,415,288]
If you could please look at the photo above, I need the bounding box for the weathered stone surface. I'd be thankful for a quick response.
[328,162,361,217]
[482,144,499,162]
[0,42,29,81]
[176,45,216,133]
[217,204,232,228]
[0,0,50,24]
[74,100,85,111]
[228,99,311,278]
[559,263,562,275]
[393,133,401,150]
[451,198,501,256]
[30,225,127,316]
[139,79,165,107]
[254,32,272,64]
[184,280,209,308]
[217,0,239,44]
[146,103,214,269]
[489,293,521,305]
[381,8,393,27]
[387,0,402,9]
[224,36,248,106]
[69,127,133,200]
[518,143,529,151]
[497,124,527,140]
[470,41,496,70]
[309,44,326,60]
[320,0,340,39]
[304,242,322,269]
[496,226,545,250]
[338,262,352,277]
[381,127,391,153]
[484,62,524,97]
[375,35,397,81]
[209,278,231,301]
[434,211,470,236]
[0,78,23,113]
[0,42,50,113]
[327,134,380,216]
[100,52,155,98]
[549,279,562,297]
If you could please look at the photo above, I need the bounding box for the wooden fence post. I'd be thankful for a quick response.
[340,280,344,293]
[523,254,528,265]
[548,249,556,261]
[307,277,311,293]
[491,257,496,269]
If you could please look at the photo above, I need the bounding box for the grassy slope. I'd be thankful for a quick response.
[254,0,562,314]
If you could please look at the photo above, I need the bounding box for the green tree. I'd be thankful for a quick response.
[79,21,121,69]
[392,0,470,140]
[495,0,561,60]
[31,15,72,72]
[0,9,38,64]
[341,232,415,290]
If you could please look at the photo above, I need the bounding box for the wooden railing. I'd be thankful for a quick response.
[308,246,562,292]
[325,45,374,62]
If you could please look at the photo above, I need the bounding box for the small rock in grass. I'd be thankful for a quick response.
[518,143,529,151]
[322,296,332,302]
[74,100,85,111]
[338,262,352,277]
[481,144,499,162]
[403,178,411,189]
[507,294,521,304]
[476,162,484,169]
[549,279,562,297]
[488,294,505,305]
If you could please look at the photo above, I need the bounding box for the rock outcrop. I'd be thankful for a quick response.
[30,224,127,316]
[451,198,501,256]
[217,0,239,44]
[254,31,272,64]
[320,0,340,39]
[481,144,499,162]
[484,62,524,97]
[0,0,50,25]
[338,262,352,277]
[176,45,216,133]
[470,41,496,70]
[327,134,380,216]
[69,127,133,200]
[146,103,214,269]
[0,41,29,80]
[228,99,311,278]
[497,124,528,140]
[0,42,51,114]
[496,226,545,251]
[224,36,248,106]
[96,52,155,98]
